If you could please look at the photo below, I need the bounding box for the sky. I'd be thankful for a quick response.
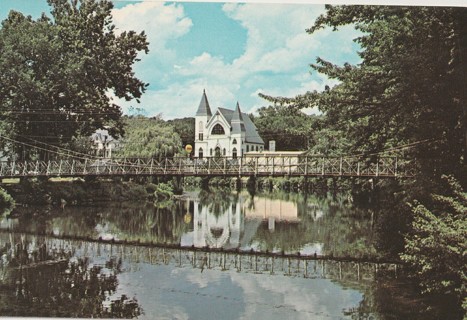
[0,0,461,119]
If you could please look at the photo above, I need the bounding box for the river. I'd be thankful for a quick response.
[0,188,458,319]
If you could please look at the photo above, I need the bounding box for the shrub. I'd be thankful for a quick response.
[0,187,15,209]
[401,175,467,312]
[154,183,174,200]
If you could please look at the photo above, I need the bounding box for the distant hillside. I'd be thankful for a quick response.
[167,117,195,148]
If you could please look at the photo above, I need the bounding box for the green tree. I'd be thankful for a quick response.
[251,105,316,151]
[0,0,148,160]
[167,117,195,149]
[307,125,351,156]
[259,5,466,310]
[401,176,467,312]
[260,6,466,181]
[119,116,182,160]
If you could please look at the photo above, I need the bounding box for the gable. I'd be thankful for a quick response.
[217,107,264,144]
[206,110,230,134]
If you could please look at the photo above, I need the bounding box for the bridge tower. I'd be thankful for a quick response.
[194,89,212,158]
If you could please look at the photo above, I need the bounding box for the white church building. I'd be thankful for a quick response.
[194,90,264,158]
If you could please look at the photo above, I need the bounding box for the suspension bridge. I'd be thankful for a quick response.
[0,155,414,179]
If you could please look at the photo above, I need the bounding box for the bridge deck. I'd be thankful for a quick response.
[0,155,414,178]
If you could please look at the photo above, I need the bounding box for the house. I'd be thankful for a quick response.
[91,128,121,158]
[194,90,264,158]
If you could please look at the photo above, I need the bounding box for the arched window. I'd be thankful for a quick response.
[210,148,213,156]
[211,124,225,135]
[199,148,203,159]
[232,148,237,159]
[256,145,259,151]
[246,145,249,152]
[223,148,226,156]
[215,147,221,157]
[232,138,237,144]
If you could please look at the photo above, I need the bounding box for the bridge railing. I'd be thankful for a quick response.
[0,155,415,178]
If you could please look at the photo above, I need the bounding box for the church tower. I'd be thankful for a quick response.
[231,102,246,158]
[194,90,212,158]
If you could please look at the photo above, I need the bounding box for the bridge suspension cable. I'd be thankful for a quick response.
[0,135,96,162]
[337,138,440,158]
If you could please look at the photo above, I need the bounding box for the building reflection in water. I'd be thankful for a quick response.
[181,191,311,250]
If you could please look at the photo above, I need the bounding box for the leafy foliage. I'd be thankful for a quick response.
[0,187,15,209]
[251,105,316,151]
[0,0,148,160]
[401,175,467,311]
[119,116,182,159]
[259,5,466,309]
[0,237,142,318]
[260,6,466,180]
[307,126,352,156]
[166,117,195,149]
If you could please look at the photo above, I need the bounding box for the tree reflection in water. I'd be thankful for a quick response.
[198,187,238,218]
[0,235,142,318]
[4,189,379,258]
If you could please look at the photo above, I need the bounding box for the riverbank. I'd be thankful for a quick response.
[1,175,364,205]
[0,178,168,207]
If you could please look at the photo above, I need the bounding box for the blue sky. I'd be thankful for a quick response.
[0,1,412,119]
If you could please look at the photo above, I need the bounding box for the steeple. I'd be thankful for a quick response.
[231,102,246,133]
[196,89,212,117]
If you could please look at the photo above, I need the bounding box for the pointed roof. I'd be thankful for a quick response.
[232,102,244,122]
[218,107,264,145]
[196,89,212,117]
[231,102,246,133]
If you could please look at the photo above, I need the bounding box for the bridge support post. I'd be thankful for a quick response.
[321,157,325,176]
[235,177,241,190]
[246,176,256,192]
[303,176,309,191]
[394,157,398,177]
[11,161,16,176]
[172,176,183,195]
[201,177,210,189]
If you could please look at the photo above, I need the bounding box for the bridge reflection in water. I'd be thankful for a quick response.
[1,232,455,319]
[0,232,399,283]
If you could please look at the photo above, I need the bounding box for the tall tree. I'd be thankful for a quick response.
[0,0,149,160]
[251,105,316,151]
[401,175,466,313]
[119,116,182,160]
[166,117,195,149]
[259,5,467,311]
[260,6,466,182]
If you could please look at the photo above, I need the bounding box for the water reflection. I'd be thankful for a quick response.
[0,233,141,318]
[2,189,377,258]
[0,233,456,320]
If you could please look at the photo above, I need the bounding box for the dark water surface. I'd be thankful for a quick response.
[0,189,458,319]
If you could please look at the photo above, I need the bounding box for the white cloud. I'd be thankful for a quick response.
[225,3,325,73]
[112,2,193,88]
[110,2,361,119]
[112,81,238,119]
[112,2,192,55]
